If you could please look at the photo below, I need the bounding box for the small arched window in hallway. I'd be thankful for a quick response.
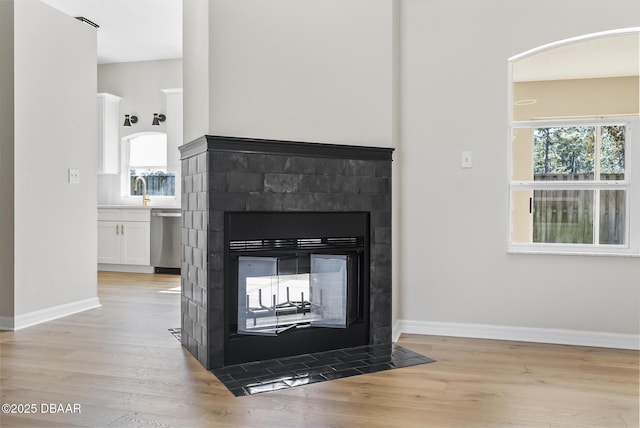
[122,132,176,197]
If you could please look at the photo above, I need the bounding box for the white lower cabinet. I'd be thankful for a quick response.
[98,209,150,266]
[97,221,121,264]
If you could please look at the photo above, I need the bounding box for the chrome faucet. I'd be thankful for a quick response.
[134,176,151,206]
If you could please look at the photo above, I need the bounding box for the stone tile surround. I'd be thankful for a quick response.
[179,135,394,369]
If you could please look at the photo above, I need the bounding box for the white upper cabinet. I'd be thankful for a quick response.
[97,93,122,174]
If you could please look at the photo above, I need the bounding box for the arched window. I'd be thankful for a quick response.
[122,132,176,198]
[508,29,640,255]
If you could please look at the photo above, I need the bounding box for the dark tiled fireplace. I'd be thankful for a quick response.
[179,136,393,369]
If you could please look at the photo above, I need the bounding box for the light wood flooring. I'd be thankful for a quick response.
[1,272,638,427]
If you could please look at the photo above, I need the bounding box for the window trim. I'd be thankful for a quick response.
[507,118,639,257]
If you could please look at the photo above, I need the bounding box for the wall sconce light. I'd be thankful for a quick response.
[123,114,138,126]
[152,113,166,126]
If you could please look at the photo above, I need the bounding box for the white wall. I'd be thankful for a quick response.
[0,0,15,322]
[97,59,183,205]
[204,0,396,147]
[12,0,98,319]
[399,0,640,339]
[183,0,209,144]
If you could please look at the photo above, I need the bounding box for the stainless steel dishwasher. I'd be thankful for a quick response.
[150,209,182,273]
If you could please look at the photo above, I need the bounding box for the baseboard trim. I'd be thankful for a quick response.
[395,320,639,350]
[1,298,102,331]
[98,264,155,274]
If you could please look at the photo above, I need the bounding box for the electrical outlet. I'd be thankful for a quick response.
[68,169,80,184]
[461,151,472,169]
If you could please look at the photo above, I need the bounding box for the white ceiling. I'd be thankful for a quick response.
[40,0,182,64]
[36,1,640,81]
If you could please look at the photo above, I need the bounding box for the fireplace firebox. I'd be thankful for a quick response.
[225,211,369,365]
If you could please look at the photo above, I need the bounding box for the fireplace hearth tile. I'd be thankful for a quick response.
[211,343,435,397]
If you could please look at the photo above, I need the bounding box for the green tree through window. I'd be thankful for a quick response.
[529,125,625,245]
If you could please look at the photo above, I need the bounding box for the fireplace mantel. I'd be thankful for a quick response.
[179,135,394,369]
[179,135,393,161]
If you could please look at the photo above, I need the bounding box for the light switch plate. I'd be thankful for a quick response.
[461,151,472,169]
[68,169,80,184]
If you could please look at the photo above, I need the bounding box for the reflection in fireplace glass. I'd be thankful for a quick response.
[238,255,348,336]
[310,255,347,328]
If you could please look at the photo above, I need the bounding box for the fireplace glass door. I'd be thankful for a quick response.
[310,254,347,328]
[238,254,348,336]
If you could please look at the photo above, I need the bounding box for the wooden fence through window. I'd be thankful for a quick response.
[130,174,176,197]
[532,173,625,244]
